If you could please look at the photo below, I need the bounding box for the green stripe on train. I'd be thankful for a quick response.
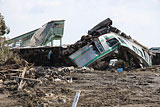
[73,35,115,60]
[101,35,114,42]
[84,43,120,67]
[72,48,90,61]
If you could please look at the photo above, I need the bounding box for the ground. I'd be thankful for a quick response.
[0,65,160,107]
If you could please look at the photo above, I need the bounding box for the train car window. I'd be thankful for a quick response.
[132,46,138,53]
[106,38,119,47]
[142,49,146,59]
[90,42,100,55]
[118,37,126,44]
[138,49,143,57]
[97,45,104,52]
[150,48,159,50]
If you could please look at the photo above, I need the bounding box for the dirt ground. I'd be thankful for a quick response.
[0,65,160,107]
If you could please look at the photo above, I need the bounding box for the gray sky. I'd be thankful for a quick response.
[0,0,160,48]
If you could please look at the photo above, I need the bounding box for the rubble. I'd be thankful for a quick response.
[0,63,160,106]
[0,64,76,106]
[0,60,98,106]
[0,18,159,106]
[11,46,73,66]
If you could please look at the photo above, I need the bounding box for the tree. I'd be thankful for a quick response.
[0,13,10,36]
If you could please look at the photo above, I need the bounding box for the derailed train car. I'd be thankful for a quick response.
[69,18,152,68]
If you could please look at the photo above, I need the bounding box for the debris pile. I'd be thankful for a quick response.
[11,46,73,66]
[1,64,160,106]
[0,64,94,106]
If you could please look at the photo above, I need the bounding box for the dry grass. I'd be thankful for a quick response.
[0,46,21,65]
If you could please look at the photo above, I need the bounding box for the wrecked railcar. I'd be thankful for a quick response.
[7,20,65,47]
[69,18,152,68]
[6,18,152,68]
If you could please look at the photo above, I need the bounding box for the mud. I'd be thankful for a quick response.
[0,65,160,107]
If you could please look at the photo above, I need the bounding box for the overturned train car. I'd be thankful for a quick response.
[69,18,152,68]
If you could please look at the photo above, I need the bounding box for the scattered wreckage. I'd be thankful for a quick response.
[6,18,152,70]
[0,18,159,107]
[0,64,88,106]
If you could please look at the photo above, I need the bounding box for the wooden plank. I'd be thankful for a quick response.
[18,67,27,90]
[8,69,24,72]
[10,76,41,82]
[21,67,26,78]
[5,73,17,76]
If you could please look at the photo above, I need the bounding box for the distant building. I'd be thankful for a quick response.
[150,47,160,65]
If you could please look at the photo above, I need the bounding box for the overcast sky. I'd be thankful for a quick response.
[0,0,160,48]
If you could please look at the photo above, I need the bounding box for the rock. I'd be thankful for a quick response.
[57,68,62,72]
[154,73,159,76]
[66,66,74,71]
[110,69,117,72]
[54,78,62,82]
[0,80,3,84]
[82,67,91,71]
[38,103,49,107]
[90,68,94,71]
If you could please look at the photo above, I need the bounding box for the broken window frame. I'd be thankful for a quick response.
[118,37,127,44]
[106,38,119,47]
